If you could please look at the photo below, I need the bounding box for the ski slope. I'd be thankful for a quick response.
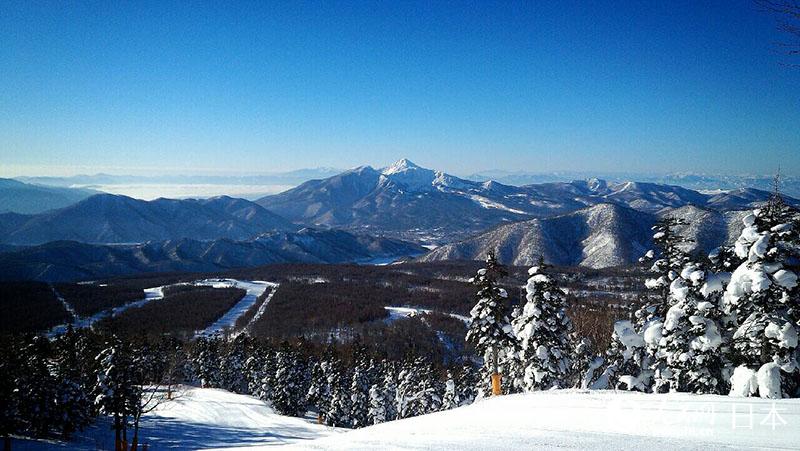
[15,386,340,450]
[287,390,800,450]
[193,279,276,336]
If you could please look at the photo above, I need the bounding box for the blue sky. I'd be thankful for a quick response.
[1,1,799,176]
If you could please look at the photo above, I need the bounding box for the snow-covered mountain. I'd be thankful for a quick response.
[0,194,297,245]
[257,159,789,243]
[0,229,425,282]
[420,203,750,268]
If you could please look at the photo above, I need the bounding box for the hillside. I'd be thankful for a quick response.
[0,229,425,282]
[0,178,96,214]
[420,203,750,268]
[0,194,297,245]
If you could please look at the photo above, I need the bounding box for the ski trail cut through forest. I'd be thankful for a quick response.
[194,279,277,336]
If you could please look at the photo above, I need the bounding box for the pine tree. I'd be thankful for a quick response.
[456,364,478,406]
[193,335,222,388]
[0,335,23,449]
[440,371,460,410]
[465,252,516,396]
[52,327,94,439]
[94,337,137,450]
[651,260,727,394]
[326,365,352,428]
[367,385,387,425]
[395,357,420,419]
[724,192,800,397]
[512,263,573,391]
[381,361,398,421]
[220,334,250,393]
[271,343,308,417]
[348,345,371,428]
[18,336,58,437]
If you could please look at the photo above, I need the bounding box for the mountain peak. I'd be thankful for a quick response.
[382,158,423,175]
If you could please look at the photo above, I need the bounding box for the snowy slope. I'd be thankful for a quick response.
[16,386,341,450]
[288,390,800,450]
[194,279,275,336]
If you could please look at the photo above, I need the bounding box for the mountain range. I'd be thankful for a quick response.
[0,178,97,214]
[0,229,424,282]
[257,159,791,243]
[419,203,750,268]
[0,194,296,245]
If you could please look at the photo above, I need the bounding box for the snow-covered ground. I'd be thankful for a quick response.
[288,390,800,450]
[193,279,276,336]
[14,386,340,450]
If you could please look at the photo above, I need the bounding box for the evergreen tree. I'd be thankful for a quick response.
[18,336,57,437]
[271,343,308,417]
[653,260,726,394]
[512,264,573,391]
[52,327,94,439]
[367,385,387,425]
[94,337,137,450]
[220,334,250,393]
[193,335,222,388]
[381,361,398,421]
[395,357,421,419]
[456,364,479,406]
[326,365,352,428]
[348,345,371,428]
[0,335,23,449]
[724,193,800,397]
[440,371,460,410]
[465,252,516,396]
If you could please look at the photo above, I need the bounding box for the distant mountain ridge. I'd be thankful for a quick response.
[0,178,97,214]
[257,159,793,243]
[419,203,750,268]
[0,194,297,245]
[0,229,425,282]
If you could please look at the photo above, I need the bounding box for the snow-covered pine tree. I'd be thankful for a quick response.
[395,357,420,419]
[220,334,250,393]
[724,191,800,398]
[52,327,94,439]
[652,260,727,394]
[326,365,352,428]
[193,335,222,388]
[416,360,443,414]
[511,263,574,391]
[18,336,57,437]
[271,342,308,417]
[603,217,693,392]
[440,370,460,410]
[349,345,371,428]
[465,252,516,396]
[367,384,387,425]
[598,320,651,391]
[570,336,605,389]
[93,337,137,450]
[456,364,479,406]
[381,360,398,421]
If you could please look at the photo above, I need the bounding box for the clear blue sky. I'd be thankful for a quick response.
[1,1,799,176]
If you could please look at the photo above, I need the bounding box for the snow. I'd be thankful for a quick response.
[764,321,799,349]
[773,269,798,289]
[757,363,782,399]
[467,194,527,214]
[289,390,800,450]
[613,320,645,349]
[730,366,758,397]
[384,306,470,324]
[193,279,276,336]
[16,386,340,450]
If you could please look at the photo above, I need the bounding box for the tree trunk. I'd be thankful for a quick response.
[130,413,141,451]
[114,415,122,451]
[4,434,11,451]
